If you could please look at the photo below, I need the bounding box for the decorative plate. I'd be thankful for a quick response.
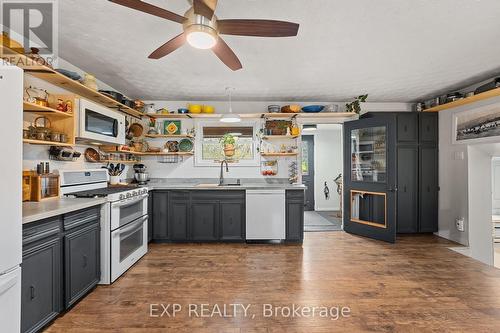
[178,139,193,152]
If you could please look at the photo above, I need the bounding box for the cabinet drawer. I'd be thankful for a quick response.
[63,206,100,231]
[397,113,418,143]
[23,217,61,247]
[191,190,245,201]
[168,191,190,200]
[286,190,305,200]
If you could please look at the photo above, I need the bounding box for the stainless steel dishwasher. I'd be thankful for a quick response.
[245,189,286,240]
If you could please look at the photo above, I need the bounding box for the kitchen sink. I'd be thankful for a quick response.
[195,183,242,188]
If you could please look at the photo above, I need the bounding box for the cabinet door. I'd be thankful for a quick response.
[419,146,439,232]
[397,147,418,233]
[169,200,189,241]
[397,113,418,143]
[220,201,245,241]
[21,237,62,333]
[64,223,100,309]
[191,201,218,241]
[152,191,169,240]
[148,192,153,242]
[419,113,438,143]
[286,199,304,242]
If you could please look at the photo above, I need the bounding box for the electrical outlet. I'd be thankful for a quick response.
[456,218,465,232]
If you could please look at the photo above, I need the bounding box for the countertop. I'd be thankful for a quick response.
[23,198,107,225]
[146,179,307,191]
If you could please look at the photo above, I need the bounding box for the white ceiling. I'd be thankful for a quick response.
[59,0,500,102]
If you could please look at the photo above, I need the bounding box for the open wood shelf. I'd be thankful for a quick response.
[1,45,144,118]
[146,112,357,120]
[23,139,73,147]
[424,88,500,112]
[261,152,298,157]
[138,151,194,156]
[88,160,139,164]
[23,102,74,117]
[262,135,299,140]
[145,134,194,139]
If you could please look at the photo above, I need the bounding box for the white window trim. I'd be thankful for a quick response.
[194,119,261,167]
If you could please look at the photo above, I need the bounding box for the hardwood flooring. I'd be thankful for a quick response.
[45,233,500,332]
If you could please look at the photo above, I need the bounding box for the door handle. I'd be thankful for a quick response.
[387,186,398,192]
[30,286,35,300]
[83,255,88,268]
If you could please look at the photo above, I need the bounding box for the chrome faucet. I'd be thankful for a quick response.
[219,160,229,186]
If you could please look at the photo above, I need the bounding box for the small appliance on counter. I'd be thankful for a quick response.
[133,164,150,185]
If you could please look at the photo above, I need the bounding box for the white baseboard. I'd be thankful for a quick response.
[314,207,340,212]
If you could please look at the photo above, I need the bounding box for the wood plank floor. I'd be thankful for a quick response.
[46,233,500,333]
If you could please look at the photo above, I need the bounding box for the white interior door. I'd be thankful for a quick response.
[491,159,500,215]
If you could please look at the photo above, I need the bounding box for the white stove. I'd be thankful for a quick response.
[59,169,149,284]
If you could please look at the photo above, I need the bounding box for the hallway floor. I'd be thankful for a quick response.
[304,211,342,231]
[45,233,500,332]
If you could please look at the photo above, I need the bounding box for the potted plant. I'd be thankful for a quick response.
[220,133,236,157]
[345,94,368,114]
[147,118,158,135]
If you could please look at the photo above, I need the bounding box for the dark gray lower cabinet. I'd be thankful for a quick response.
[21,232,62,333]
[22,206,101,333]
[286,190,305,242]
[64,223,100,309]
[220,201,245,241]
[191,201,219,241]
[151,190,246,242]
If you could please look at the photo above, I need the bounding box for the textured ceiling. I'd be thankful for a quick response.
[59,0,500,102]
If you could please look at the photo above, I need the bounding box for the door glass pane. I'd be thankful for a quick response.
[351,126,386,183]
[120,225,144,261]
[301,142,309,175]
[85,109,116,137]
[350,191,386,228]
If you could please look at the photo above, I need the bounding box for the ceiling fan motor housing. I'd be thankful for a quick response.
[183,8,219,48]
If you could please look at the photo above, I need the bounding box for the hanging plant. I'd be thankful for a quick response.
[220,133,236,157]
[345,94,368,114]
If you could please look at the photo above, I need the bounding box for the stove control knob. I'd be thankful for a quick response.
[132,191,137,196]
[119,194,125,200]
[142,189,148,194]
[126,193,131,198]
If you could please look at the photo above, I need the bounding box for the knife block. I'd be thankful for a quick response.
[29,172,60,201]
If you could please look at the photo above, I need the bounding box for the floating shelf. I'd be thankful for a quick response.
[261,152,298,157]
[23,139,73,147]
[88,160,138,164]
[262,135,299,140]
[145,134,194,139]
[139,151,194,156]
[23,102,74,117]
[424,88,500,112]
[1,45,143,118]
[146,112,357,120]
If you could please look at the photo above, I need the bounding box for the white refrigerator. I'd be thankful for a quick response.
[0,63,23,332]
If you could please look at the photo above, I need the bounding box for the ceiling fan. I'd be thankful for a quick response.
[108,0,300,71]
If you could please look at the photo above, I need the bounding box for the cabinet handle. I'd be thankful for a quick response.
[427,186,431,192]
[30,286,35,300]
[404,125,408,131]
[403,185,407,192]
[229,218,233,225]
[83,255,88,268]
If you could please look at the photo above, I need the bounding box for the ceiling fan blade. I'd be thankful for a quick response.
[148,33,186,59]
[193,0,217,21]
[212,37,242,71]
[217,19,299,37]
[109,0,186,24]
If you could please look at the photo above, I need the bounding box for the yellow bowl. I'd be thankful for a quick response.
[188,104,202,114]
[202,105,215,113]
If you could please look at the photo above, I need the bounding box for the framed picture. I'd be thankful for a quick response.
[453,103,500,144]
[164,120,181,135]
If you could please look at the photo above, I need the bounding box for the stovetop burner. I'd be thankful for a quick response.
[66,185,139,198]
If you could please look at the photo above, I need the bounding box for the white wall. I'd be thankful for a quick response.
[438,95,500,254]
[491,158,500,215]
[310,124,343,211]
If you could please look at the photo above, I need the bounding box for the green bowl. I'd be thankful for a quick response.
[178,139,193,152]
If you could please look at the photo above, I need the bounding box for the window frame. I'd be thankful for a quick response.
[194,120,260,167]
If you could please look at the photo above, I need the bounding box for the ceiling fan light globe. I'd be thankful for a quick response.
[185,24,218,49]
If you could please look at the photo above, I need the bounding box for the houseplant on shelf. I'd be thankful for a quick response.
[220,133,236,158]
[345,94,368,114]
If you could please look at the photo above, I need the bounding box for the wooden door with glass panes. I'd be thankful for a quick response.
[343,115,397,243]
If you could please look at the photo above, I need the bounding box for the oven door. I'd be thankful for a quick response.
[110,194,148,230]
[78,99,125,145]
[110,215,148,282]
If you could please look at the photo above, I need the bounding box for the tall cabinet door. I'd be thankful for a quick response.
[152,191,169,240]
[343,115,397,243]
[419,146,439,232]
[397,147,418,233]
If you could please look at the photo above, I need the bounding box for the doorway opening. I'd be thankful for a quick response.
[302,124,343,232]
[491,157,500,268]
